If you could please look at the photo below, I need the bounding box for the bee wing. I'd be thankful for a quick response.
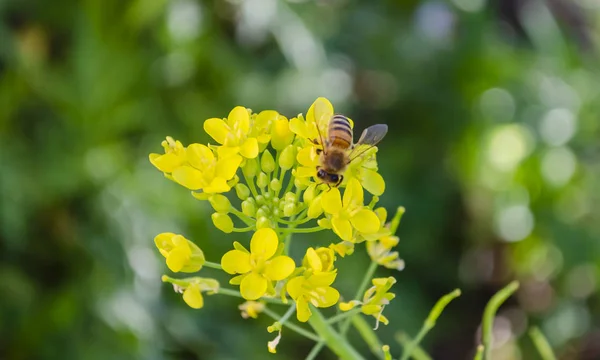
[356,124,388,146]
[347,124,388,164]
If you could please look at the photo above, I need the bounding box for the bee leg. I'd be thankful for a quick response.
[336,175,344,187]
[316,148,322,155]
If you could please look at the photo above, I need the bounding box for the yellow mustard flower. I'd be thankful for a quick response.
[171,143,242,193]
[239,301,265,319]
[221,228,296,300]
[161,275,219,309]
[321,178,381,241]
[329,241,355,257]
[302,247,336,273]
[149,136,186,175]
[155,233,205,273]
[339,277,396,328]
[289,97,335,144]
[367,207,405,271]
[204,106,259,159]
[286,271,340,322]
[344,146,385,196]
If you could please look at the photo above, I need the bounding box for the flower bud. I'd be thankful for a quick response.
[235,183,251,200]
[243,158,259,178]
[257,172,269,189]
[294,178,307,190]
[269,179,282,193]
[256,207,269,218]
[242,199,256,217]
[261,150,276,174]
[255,194,265,205]
[273,208,281,217]
[317,218,331,229]
[256,216,271,229]
[209,194,231,213]
[283,203,295,217]
[271,118,295,150]
[284,192,296,203]
[211,213,233,233]
[278,145,296,170]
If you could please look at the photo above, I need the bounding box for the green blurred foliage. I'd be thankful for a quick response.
[1,0,600,359]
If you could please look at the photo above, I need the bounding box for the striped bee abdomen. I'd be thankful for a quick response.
[328,114,352,149]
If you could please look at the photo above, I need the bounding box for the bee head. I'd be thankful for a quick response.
[317,168,340,185]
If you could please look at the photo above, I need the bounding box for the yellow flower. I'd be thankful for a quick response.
[302,247,336,272]
[329,241,355,257]
[221,228,296,300]
[367,207,405,271]
[149,136,186,174]
[286,271,340,322]
[239,301,265,319]
[321,178,381,241]
[204,106,259,159]
[172,143,242,193]
[339,277,396,328]
[270,115,295,150]
[161,275,219,309]
[155,233,205,273]
[344,145,385,196]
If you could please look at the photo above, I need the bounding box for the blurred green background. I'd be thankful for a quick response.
[1,0,599,359]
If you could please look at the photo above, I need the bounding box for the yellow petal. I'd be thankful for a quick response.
[172,166,204,190]
[221,250,252,274]
[250,228,278,260]
[204,178,230,194]
[204,118,228,144]
[215,154,242,180]
[316,286,340,308]
[296,166,316,178]
[307,97,333,127]
[286,276,305,300]
[350,209,381,234]
[332,217,353,241]
[296,296,312,322]
[271,118,294,150]
[308,272,337,287]
[165,245,191,272]
[304,248,322,272]
[264,256,296,281]
[296,146,318,167]
[217,145,240,159]
[186,143,214,170]
[183,283,204,309]
[240,138,259,159]
[154,232,176,251]
[374,207,388,224]
[149,153,183,173]
[339,300,361,311]
[322,188,342,214]
[343,178,363,208]
[240,272,268,300]
[362,169,385,196]
[307,195,323,219]
[362,304,381,315]
[228,106,250,133]
[289,117,309,138]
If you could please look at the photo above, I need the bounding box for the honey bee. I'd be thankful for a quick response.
[315,114,388,186]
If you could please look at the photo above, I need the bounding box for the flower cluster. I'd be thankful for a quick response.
[149,98,405,356]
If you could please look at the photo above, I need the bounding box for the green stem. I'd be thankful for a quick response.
[473,345,484,360]
[203,261,222,270]
[230,208,254,226]
[263,307,320,342]
[307,305,365,360]
[232,226,255,232]
[216,288,287,305]
[395,333,432,360]
[306,341,325,360]
[289,227,325,234]
[341,261,378,335]
[327,308,362,324]
[352,315,384,359]
[283,173,295,194]
[529,327,557,360]
[400,289,461,360]
[242,171,260,199]
[480,281,519,360]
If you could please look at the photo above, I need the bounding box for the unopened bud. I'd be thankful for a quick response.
[243,158,259,178]
[278,145,296,170]
[283,203,296,217]
[256,216,271,229]
[235,183,250,200]
[257,172,269,188]
[209,194,231,213]
[242,199,256,217]
[270,179,282,193]
[261,150,276,174]
[211,213,233,233]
